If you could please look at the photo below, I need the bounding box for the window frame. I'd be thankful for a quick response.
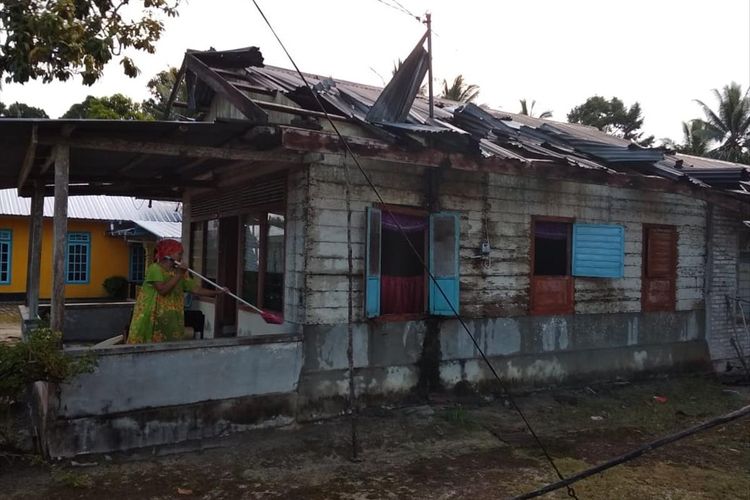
[238,207,287,314]
[0,229,12,286]
[530,216,575,315]
[374,204,429,320]
[128,244,146,283]
[65,232,91,285]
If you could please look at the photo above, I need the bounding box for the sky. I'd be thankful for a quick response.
[0,0,749,143]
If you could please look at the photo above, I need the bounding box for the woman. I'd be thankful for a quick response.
[127,239,225,344]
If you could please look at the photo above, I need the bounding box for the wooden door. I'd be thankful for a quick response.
[642,226,677,312]
[216,216,239,336]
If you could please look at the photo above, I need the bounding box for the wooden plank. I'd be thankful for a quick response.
[185,54,267,123]
[24,182,44,319]
[39,136,304,163]
[50,145,69,334]
[17,125,38,190]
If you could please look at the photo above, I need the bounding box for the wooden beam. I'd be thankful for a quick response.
[25,182,44,319]
[163,61,187,119]
[50,145,69,334]
[185,54,268,123]
[17,125,38,190]
[38,136,304,164]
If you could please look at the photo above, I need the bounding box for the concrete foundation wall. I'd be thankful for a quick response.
[297,310,709,409]
[42,336,302,457]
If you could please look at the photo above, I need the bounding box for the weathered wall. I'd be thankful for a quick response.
[303,158,706,322]
[43,336,303,457]
[705,206,749,368]
[38,302,133,342]
[296,157,711,402]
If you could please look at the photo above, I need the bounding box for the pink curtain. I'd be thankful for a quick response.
[381,275,424,314]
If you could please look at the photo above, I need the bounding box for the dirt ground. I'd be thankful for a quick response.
[1,376,749,499]
[0,304,22,343]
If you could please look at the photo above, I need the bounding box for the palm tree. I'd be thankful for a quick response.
[694,82,750,162]
[440,75,479,103]
[519,98,552,119]
[661,120,711,156]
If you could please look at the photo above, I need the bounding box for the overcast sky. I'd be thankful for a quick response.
[1,0,748,142]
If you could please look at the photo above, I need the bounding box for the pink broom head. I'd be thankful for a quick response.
[260,310,285,325]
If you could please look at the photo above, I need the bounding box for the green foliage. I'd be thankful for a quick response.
[103,275,129,300]
[519,98,552,119]
[661,120,711,156]
[0,0,181,85]
[61,94,153,120]
[0,328,96,403]
[567,96,655,147]
[694,82,750,163]
[440,75,480,103]
[141,66,188,119]
[0,101,49,118]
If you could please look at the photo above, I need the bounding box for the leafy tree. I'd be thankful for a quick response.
[519,99,552,119]
[567,96,655,147]
[661,120,711,156]
[61,94,152,120]
[0,0,181,85]
[694,82,750,163]
[440,75,479,103]
[142,67,188,119]
[0,102,49,118]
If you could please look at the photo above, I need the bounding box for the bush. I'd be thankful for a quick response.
[0,328,96,403]
[103,275,129,300]
[1,329,96,456]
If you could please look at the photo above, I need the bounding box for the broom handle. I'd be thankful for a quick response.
[171,260,265,315]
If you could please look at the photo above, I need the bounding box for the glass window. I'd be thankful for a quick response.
[205,219,219,282]
[128,244,146,282]
[190,222,205,275]
[242,215,261,306]
[0,230,11,285]
[264,213,285,312]
[66,232,90,284]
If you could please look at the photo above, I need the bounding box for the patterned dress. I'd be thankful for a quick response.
[127,263,197,343]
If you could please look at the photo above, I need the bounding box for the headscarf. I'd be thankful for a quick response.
[154,239,183,262]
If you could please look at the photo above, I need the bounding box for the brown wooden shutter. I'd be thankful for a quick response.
[642,226,677,312]
[191,175,286,221]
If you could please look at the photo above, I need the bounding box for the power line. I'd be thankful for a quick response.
[249,2,578,498]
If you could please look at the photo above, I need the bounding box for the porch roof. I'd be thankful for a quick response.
[0,119,303,200]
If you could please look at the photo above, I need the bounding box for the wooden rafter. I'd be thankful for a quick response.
[185,54,268,123]
[38,135,304,163]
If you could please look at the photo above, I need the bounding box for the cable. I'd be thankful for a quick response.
[250,2,578,497]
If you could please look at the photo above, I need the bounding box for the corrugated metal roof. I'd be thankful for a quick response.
[133,221,183,238]
[0,189,181,222]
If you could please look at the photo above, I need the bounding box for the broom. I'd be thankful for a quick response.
[166,257,285,325]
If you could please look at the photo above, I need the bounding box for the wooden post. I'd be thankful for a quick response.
[25,181,45,319]
[50,145,69,333]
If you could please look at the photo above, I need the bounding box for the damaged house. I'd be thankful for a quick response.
[2,43,750,458]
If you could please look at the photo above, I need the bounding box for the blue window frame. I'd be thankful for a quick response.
[129,244,146,282]
[66,232,91,284]
[429,212,460,316]
[0,230,11,285]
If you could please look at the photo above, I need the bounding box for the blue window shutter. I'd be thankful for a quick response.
[572,224,625,278]
[365,207,381,318]
[429,212,460,316]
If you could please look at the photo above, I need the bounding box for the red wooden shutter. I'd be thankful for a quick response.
[642,226,676,312]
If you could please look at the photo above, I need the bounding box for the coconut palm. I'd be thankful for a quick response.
[519,99,552,119]
[440,75,479,103]
[694,82,750,162]
[661,120,711,156]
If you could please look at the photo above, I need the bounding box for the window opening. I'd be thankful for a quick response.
[0,230,11,285]
[66,232,90,284]
[534,221,570,276]
[380,211,426,315]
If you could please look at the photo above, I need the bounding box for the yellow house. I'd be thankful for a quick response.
[0,189,182,300]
